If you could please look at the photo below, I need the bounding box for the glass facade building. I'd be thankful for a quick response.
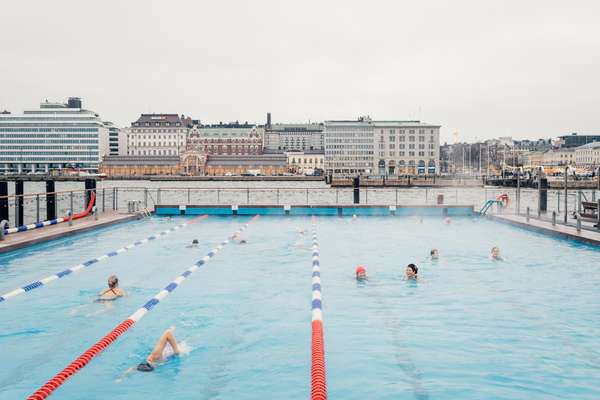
[0,99,109,173]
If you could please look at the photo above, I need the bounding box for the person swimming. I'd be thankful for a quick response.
[239,239,247,245]
[137,326,180,372]
[405,264,418,280]
[444,217,452,225]
[490,246,502,260]
[186,239,199,248]
[355,265,367,281]
[98,275,126,301]
[430,249,439,260]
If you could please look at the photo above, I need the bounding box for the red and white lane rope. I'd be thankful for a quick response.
[27,215,259,400]
[310,216,327,400]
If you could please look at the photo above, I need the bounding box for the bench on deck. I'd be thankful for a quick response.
[574,202,600,226]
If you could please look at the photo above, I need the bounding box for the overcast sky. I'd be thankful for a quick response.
[1,0,599,143]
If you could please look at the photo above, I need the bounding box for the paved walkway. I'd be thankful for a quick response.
[490,213,600,246]
[0,212,139,253]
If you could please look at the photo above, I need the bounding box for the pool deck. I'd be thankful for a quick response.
[489,213,600,246]
[0,212,140,253]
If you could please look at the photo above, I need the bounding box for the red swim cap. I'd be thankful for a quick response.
[356,265,366,275]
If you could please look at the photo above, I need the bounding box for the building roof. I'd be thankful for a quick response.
[268,123,324,132]
[131,114,183,127]
[575,142,600,150]
[101,155,180,166]
[191,127,261,138]
[324,119,440,128]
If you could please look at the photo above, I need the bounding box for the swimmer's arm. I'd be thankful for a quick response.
[115,366,136,383]
[98,288,110,296]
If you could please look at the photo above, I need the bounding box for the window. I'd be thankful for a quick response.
[389,136,395,142]
[409,136,415,142]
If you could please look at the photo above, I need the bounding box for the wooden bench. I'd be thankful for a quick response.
[576,201,599,222]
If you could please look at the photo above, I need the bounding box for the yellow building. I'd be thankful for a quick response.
[287,152,324,174]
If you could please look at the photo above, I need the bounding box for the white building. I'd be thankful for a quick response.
[373,121,440,175]
[264,123,324,153]
[324,117,441,176]
[324,117,375,176]
[575,142,600,167]
[104,122,127,156]
[127,114,187,156]
[542,148,575,166]
[0,98,110,173]
[286,151,324,174]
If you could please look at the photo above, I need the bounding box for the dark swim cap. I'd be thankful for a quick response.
[137,362,154,372]
[408,264,418,274]
[192,239,199,244]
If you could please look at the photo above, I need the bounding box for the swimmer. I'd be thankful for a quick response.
[186,239,199,248]
[490,246,502,260]
[239,239,247,245]
[351,214,357,221]
[405,263,418,280]
[355,265,367,281]
[444,217,452,225]
[98,275,126,301]
[297,228,307,235]
[430,249,439,260]
[137,326,180,372]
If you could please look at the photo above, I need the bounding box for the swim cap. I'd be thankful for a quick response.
[137,362,154,372]
[356,265,366,275]
[192,239,199,244]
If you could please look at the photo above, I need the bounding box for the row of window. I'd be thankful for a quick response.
[0,151,99,156]
[0,128,99,132]
[379,151,435,157]
[0,145,98,150]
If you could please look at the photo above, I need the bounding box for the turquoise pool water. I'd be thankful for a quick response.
[1,216,600,399]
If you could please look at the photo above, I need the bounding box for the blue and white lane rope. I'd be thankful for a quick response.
[4,217,67,235]
[310,217,327,400]
[27,215,259,400]
[0,215,208,304]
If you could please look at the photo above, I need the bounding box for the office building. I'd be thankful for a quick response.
[0,98,109,173]
[557,133,600,148]
[127,114,187,156]
[264,122,324,153]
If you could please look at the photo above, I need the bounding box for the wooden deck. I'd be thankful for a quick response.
[489,213,600,246]
[0,212,140,253]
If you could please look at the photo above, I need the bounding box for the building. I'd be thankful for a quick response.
[286,151,324,174]
[264,121,324,153]
[575,142,600,168]
[99,155,181,176]
[187,122,263,156]
[522,151,545,167]
[542,148,575,166]
[205,154,287,176]
[324,116,440,176]
[104,122,126,156]
[127,114,187,156]
[556,133,600,148]
[0,97,109,173]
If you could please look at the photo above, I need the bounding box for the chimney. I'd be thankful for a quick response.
[267,112,271,129]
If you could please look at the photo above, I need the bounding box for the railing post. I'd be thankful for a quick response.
[425,187,428,203]
[70,191,74,221]
[576,215,581,232]
[0,220,7,241]
[217,189,220,204]
[102,188,105,213]
[306,188,309,205]
[578,190,582,214]
[144,188,148,209]
[247,188,250,204]
[116,187,119,211]
[557,190,560,213]
[68,210,73,226]
[395,187,398,206]
[336,189,339,204]
[187,188,190,204]
[564,168,568,224]
[597,199,600,230]
[93,206,98,221]
[552,211,556,226]
[276,189,279,205]
[526,207,530,223]
[36,194,40,223]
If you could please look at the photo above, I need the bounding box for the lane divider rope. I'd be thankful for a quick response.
[310,216,327,400]
[3,192,96,235]
[26,215,259,400]
[0,215,208,304]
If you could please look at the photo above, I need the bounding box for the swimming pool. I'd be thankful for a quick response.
[1,215,599,399]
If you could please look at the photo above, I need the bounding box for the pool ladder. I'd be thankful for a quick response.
[480,200,503,216]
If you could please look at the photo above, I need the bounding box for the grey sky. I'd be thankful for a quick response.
[1,0,599,143]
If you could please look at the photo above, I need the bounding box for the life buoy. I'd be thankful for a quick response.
[496,193,509,206]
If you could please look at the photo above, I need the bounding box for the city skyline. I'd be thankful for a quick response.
[2,1,599,144]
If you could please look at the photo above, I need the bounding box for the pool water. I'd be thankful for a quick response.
[1,216,600,399]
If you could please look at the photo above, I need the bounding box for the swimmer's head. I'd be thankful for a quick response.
[491,246,500,258]
[430,249,439,259]
[355,265,367,279]
[444,217,452,224]
[107,275,119,289]
[136,361,154,372]
[192,239,199,245]
[405,263,418,279]
[239,239,247,244]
